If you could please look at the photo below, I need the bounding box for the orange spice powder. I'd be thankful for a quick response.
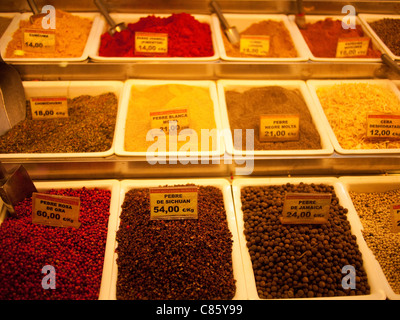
[5,10,92,58]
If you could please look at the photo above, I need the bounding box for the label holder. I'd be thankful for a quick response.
[336,37,370,58]
[366,113,400,140]
[281,192,332,224]
[22,28,56,53]
[149,186,198,220]
[135,32,168,55]
[391,203,400,233]
[239,35,270,56]
[30,96,69,120]
[259,114,300,142]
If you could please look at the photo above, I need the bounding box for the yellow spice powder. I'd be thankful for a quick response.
[5,10,92,58]
[316,83,400,150]
[124,84,217,152]
[223,20,298,58]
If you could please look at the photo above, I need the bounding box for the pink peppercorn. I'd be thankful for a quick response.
[0,187,111,300]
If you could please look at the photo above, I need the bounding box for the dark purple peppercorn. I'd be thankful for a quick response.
[116,185,236,300]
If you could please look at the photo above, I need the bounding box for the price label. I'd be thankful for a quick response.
[259,114,300,142]
[150,108,189,135]
[391,203,400,233]
[30,97,69,120]
[32,193,81,228]
[23,28,56,53]
[149,186,198,220]
[135,32,168,55]
[336,37,370,57]
[366,113,400,140]
[240,35,270,56]
[281,193,332,224]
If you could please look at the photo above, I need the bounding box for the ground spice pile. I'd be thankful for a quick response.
[225,86,321,150]
[99,13,214,57]
[223,20,298,58]
[116,185,236,300]
[316,83,400,150]
[369,18,400,56]
[241,182,370,299]
[349,188,400,294]
[0,92,118,154]
[300,18,381,58]
[5,10,93,58]
[0,187,111,300]
[124,84,217,152]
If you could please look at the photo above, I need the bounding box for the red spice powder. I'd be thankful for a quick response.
[0,187,111,300]
[300,18,381,58]
[99,13,214,57]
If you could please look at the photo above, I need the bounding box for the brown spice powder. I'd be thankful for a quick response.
[223,20,298,58]
[225,86,321,150]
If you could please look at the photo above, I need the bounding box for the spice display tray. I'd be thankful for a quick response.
[0,179,121,300]
[88,13,220,62]
[0,12,101,62]
[114,79,225,158]
[338,175,400,300]
[0,80,124,159]
[288,14,384,62]
[212,13,309,62]
[231,176,386,300]
[0,12,19,46]
[359,14,400,61]
[216,79,334,157]
[108,178,247,300]
[307,79,400,155]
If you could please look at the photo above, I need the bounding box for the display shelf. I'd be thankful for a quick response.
[9,60,400,81]
[1,151,399,180]
[2,1,400,16]
[1,2,400,180]
[2,61,400,179]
